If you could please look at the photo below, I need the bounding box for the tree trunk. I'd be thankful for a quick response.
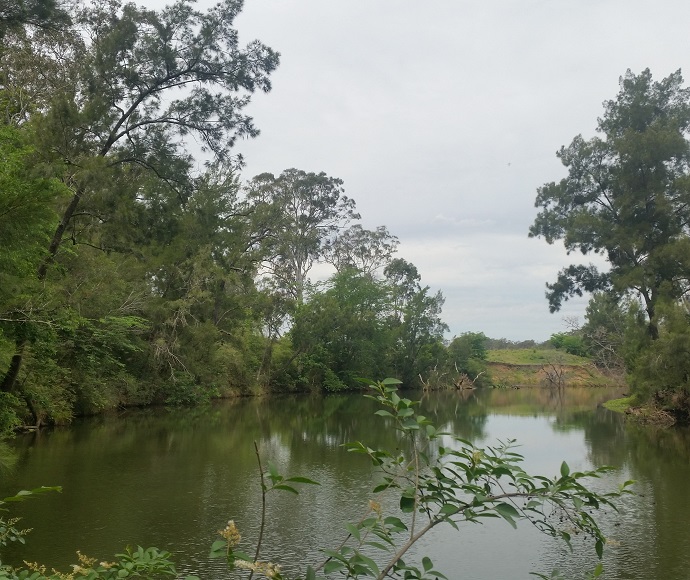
[642,290,659,340]
[37,189,82,279]
[0,348,24,393]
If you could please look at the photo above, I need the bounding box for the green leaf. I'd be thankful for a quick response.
[373,481,394,493]
[346,522,361,541]
[595,538,604,559]
[400,495,415,513]
[382,378,402,385]
[495,502,520,528]
[323,560,345,574]
[383,516,407,531]
[209,540,226,558]
[273,484,298,494]
[422,556,433,572]
[353,553,380,576]
[323,560,345,576]
[560,461,570,478]
[364,540,391,551]
[439,504,460,517]
[401,417,419,430]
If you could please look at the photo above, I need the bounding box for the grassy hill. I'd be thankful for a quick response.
[485,348,623,388]
[486,348,590,366]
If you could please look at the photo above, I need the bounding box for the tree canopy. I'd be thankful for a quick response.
[530,69,690,339]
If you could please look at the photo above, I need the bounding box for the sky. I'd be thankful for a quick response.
[156,0,690,341]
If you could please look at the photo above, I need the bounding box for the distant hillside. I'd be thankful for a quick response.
[485,349,623,388]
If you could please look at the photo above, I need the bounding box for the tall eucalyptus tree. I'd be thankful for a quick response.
[322,224,399,276]
[246,168,359,303]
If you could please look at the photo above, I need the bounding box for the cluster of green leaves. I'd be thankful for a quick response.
[289,264,449,392]
[549,333,589,358]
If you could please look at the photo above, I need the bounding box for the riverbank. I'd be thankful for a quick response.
[604,389,690,426]
[486,349,624,389]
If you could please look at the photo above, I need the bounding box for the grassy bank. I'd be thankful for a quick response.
[602,396,636,413]
[486,349,624,388]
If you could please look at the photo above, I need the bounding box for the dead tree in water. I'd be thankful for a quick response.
[542,362,566,388]
[452,363,485,390]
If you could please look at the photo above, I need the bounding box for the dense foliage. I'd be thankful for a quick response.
[0,0,468,430]
[532,69,690,411]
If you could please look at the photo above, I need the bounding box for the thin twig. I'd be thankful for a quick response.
[250,440,267,580]
[410,436,419,541]
[377,519,439,580]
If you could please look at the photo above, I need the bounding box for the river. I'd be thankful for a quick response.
[1,386,688,579]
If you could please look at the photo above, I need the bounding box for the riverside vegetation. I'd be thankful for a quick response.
[0,380,632,579]
[1,1,690,430]
[0,1,682,575]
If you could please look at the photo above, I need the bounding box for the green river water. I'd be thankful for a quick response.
[1,386,689,579]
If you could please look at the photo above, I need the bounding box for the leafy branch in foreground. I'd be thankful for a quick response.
[212,379,632,579]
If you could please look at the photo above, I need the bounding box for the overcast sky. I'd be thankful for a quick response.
[159,0,690,341]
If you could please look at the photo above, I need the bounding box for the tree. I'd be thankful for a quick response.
[382,258,448,386]
[289,269,392,391]
[134,162,268,399]
[323,224,399,276]
[0,124,65,292]
[549,332,589,357]
[247,168,359,303]
[0,0,279,393]
[445,332,489,386]
[384,258,422,324]
[390,286,447,386]
[0,0,69,37]
[34,0,278,273]
[0,123,68,402]
[629,301,690,410]
[530,69,690,340]
[581,292,630,371]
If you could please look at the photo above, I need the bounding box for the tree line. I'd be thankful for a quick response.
[5,1,690,430]
[0,0,491,432]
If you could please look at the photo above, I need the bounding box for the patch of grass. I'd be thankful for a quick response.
[485,349,622,388]
[603,396,636,413]
[486,348,590,366]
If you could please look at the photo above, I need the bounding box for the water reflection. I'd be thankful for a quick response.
[0,386,687,579]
